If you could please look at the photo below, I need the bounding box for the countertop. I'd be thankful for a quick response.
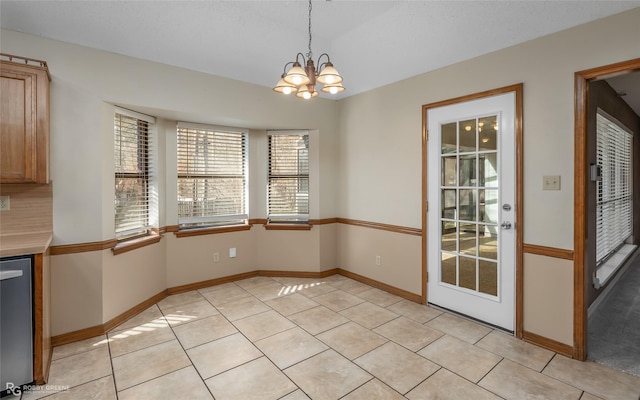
[0,232,53,258]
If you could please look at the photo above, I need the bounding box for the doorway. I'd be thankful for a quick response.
[422,84,523,333]
[574,58,640,361]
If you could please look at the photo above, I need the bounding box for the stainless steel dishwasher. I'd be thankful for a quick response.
[0,256,33,395]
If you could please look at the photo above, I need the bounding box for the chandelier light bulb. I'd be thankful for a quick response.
[321,82,345,94]
[303,91,311,99]
[273,75,297,94]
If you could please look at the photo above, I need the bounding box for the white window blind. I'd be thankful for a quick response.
[177,122,248,228]
[268,132,309,223]
[114,112,153,239]
[596,111,633,265]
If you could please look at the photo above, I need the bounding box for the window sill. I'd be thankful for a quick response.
[264,223,312,231]
[594,244,637,289]
[112,233,162,255]
[175,224,252,238]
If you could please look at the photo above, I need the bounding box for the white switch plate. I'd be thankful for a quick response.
[543,175,561,191]
[213,252,220,262]
[0,196,9,211]
[229,248,236,258]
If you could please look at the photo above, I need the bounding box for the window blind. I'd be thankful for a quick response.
[177,123,248,228]
[268,132,309,223]
[114,113,151,238]
[596,111,633,265]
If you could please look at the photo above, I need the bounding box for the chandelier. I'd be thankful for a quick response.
[273,0,344,99]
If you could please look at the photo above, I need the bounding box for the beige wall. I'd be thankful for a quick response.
[339,8,640,250]
[6,8,640,339]
[523,254,574,345]
[0,28,341,336]
[165,231,256,288]
[337,8,640,342]
[337,224,422,295]
[102,242,167,323]
[50,252,103,335]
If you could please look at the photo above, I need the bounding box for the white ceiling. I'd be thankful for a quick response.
[1,1,639,100]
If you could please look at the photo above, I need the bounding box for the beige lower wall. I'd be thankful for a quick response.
[319,224,338,272]
[102,241,167,323]
[51,224,574,349]
[165,230,257,288]
[50,225,336,336]
[337,224,422,296]
[523,253,574,345]
[255,226,321,272]
[50,251,103,336]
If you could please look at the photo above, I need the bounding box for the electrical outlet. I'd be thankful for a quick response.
[542,175,561,191]
[0,196,9,211]
[213,252,220,262]
[375,255,381,266]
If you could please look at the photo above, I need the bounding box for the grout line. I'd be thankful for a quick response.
[53,275,636,400]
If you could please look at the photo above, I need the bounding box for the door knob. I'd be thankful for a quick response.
[501,221,512,230]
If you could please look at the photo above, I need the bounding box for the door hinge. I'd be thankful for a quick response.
[426,130,428,141]
[426,201,429,212]
[425,271,428,282]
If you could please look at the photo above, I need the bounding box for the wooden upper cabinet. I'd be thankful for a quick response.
[1,54,50,184]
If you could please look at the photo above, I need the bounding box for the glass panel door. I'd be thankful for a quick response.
[439,115,499,297]
[427,90,516,331]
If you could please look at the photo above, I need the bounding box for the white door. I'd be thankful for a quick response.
[427,91,516,331]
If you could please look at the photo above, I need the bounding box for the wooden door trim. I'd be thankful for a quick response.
[573,58,640,360]
[421,83,524,337]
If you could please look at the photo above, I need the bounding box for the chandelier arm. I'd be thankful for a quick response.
[316,53,331,71]
[295,52,307,65]
[281,61,295,75]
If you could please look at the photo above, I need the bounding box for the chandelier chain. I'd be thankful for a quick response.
[307,0,313,60]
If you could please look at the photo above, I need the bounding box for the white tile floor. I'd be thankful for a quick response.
[17,275,640,399]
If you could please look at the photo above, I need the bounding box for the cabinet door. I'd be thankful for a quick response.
[1,60,49,184]
[1,70,38,183]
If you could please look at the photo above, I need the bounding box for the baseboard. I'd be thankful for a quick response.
[336,268,422,303]
[51,268,419,347]
[103,290,169,332]
[51,324,105,347]
[167,272,259,295]
[259,268,340,279]
[522,330,573,357]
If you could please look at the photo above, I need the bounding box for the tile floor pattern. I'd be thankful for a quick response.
[19,275,640,400]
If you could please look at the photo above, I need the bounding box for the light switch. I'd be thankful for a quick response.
[543,175,561,190]
[229,247,237,258]
[0,196,9,211]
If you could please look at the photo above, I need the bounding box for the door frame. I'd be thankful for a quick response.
[573,58,640,360]
[422,83,524,337]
